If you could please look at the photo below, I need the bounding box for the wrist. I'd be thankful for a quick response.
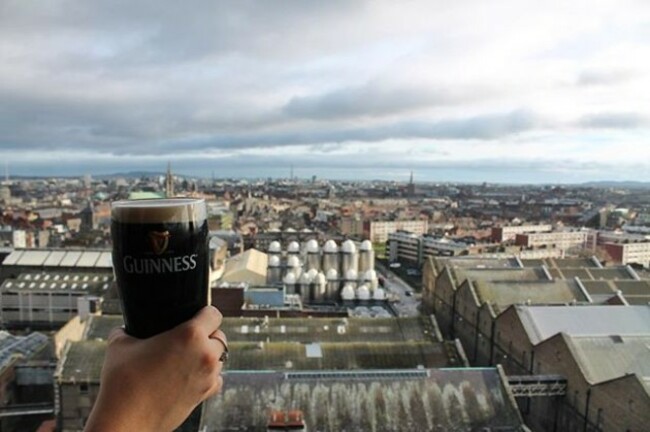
[84,386,160,432]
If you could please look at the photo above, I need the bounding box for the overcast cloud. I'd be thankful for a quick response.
[1,0,649,182]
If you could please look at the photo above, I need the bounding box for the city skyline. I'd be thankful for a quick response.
[1,1,649,182]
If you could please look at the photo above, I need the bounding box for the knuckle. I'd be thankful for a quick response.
[180,323,202,343]
[200,351,219,370]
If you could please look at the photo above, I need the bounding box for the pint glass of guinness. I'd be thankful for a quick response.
[111,198,209,431]
[111,198,209,338]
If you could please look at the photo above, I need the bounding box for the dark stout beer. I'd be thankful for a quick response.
[111,198,209,339]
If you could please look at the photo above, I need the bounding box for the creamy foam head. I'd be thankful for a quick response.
[111,198,207,224]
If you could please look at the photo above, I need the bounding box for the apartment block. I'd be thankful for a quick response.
[515,230,589,250]
[491,225,552,243]
[603,242,650,268]
[368,220,428,243]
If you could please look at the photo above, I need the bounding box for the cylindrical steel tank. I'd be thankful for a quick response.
[340,240,358,278]
[325,268,339,301]
[322,240,339,273]
[299,272,312,303]
[341,283,356,301]
[373,287,386,300]
[359,240,374,273]
[283,272,297,295]
[344,269,358,289]
[305,239,320,271]
[268,241,282,255]
[356,284,371,301]
[363,269,378,291]
[267,255,282,284]
[287,241,300,257]
[311,272,327,302]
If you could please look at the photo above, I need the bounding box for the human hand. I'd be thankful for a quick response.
[84,306,227,432]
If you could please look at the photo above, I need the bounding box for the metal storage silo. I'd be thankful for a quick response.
[363,269,379,291]
[325,268,339,301]
[344,269,358,289]
[268,241,282,256]
[373,287,386,300]
[340,240,358,275]
[287,241,300,258]
[340,283,356,301]
[286,255,302,279]
[283,272,297,295]
[311,272,327,302]
[299,271,312,303]
[321,240,339,273]
[305,239,320,271]
[359,240,374,273]
[267,255,282,284]
[356,284,371,301]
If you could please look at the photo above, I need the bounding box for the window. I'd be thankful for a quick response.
[80,383,89,394]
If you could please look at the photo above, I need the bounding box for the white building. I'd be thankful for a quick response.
[491,224,552,243]
[603,242,650,268]
[368,220,428,243]
[388,231,468,265]
[515,230,589,250]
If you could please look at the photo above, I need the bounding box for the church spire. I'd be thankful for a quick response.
[407,170,415,197]
[165,162,174,198]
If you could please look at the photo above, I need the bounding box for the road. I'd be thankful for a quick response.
[375,261,420,317]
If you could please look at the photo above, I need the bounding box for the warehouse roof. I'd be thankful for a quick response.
[201,368,526,431]
[1,249,112,269]
[1,272,113,294]
[225,340,459,370]
[80,315,434,344]
[452,267,549,287]
[434,256,520,273]
[581,280,650,305]
[516,305,650,345]
[0,331,49,371]
[55,340,106,384]
[472,280,589,313]
[564,334,650,388]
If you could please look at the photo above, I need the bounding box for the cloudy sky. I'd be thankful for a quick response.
[1,0,649,183]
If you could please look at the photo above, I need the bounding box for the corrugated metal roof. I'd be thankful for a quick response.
[43,251,66,266]
[590,267,635,280]
[2,250,24,265]
[95,252,112,268]
[59,251,82,267]
[15,250,51,266]
[518,305,650,345]
[454,267,547,287]
[552,258,599,268]
[56,341,106,383]
[567,334,650,385]
[76,251,101,268]
[474,280,587,313]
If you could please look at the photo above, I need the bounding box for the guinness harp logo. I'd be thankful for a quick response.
[148,231,171,255]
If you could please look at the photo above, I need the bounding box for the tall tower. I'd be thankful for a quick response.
[407,171,415,197]
[165,162,174,198]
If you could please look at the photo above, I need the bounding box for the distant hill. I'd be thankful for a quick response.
[581,181,650,189]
